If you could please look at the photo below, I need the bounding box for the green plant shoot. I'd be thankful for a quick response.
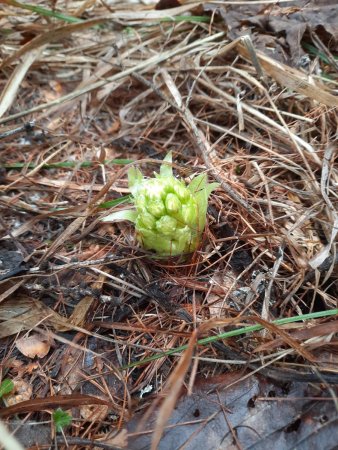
[53,408,72,432]
[102,152,219,256]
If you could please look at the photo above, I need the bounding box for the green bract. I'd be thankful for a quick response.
[102,152,219,256]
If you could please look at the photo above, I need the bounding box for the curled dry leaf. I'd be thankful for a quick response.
[15,334,51,359]
[80,404,109,422]
[5,359,39,377]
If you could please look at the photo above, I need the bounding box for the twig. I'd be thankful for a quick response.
[56,436,123,449]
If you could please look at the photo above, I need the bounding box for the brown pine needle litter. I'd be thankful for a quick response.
[0,0,337,448]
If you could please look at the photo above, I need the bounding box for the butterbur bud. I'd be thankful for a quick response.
[156,215,177,235]
[165,193,181,214]
[146,199,166,218]
[137,212,156,230]
[102,152,219,257]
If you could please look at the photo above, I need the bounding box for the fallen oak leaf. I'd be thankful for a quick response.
[0,394,113,418]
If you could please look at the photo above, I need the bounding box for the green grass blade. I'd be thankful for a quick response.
[160,15,210,24]
[99,195,132,209]
[302,43,338,64]
[6,0,82,23]
[123,308,338,369]
[2,159,133,170]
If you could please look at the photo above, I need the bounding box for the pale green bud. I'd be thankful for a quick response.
[102,152,219,257]
[165,193,181,214]
[137,212,156,230]
[156,215,177,236]
[181,202,197,229]
[172,181,190,202]
[147,199,166,218]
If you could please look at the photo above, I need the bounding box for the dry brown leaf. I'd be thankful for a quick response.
[59,346,86,395]
[4,359,39,376]
[15,334,51,359]
[207,2,338,68]
[104,429,128,449]
[80,404,109,422]
[127,370,338,449]
[0,297,69,338]
[67,274,106,328]
[5,378,33,406]
[206,271,237,318]
[107,119,121,134]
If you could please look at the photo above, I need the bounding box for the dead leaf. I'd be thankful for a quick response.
[104,430,128,448]
[107,119,121,134]
[206,1,338,66]
[4,359,39,376]
[127,371,338,449]
[155,0,181,10]
[80,404,109,422]
[4,378,32,406]
[59,346,86,395]
[60,273,105,330]
[0,280,26,304]
[206,271,237,318]
[58,338,125,422]
[15,333,51,359]
[0,297,69,338]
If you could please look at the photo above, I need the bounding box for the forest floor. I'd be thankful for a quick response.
[0,1,338,449]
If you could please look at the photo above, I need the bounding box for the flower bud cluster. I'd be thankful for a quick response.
[102,152,219,257]
[133,176,199,255]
